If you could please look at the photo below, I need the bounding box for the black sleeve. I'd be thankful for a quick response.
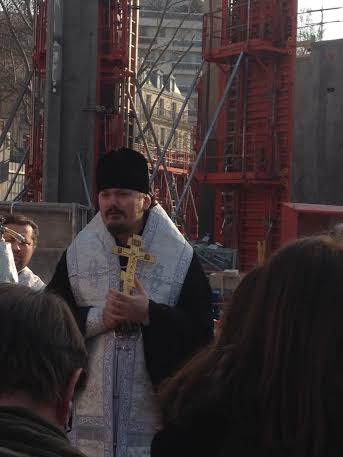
[151,424,198,457]
[142,253,214,387]
[47,251,91,335]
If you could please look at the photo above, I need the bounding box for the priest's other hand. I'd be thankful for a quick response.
[104,278,149,328]
[103,300,124,330]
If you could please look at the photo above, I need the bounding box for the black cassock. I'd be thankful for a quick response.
[48,251,214,386]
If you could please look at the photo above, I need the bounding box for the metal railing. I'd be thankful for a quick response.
[137,108,190,128]
[202,0,296,56]
[135,143,194,173]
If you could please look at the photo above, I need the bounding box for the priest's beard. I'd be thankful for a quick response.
[104,215,145,241]
[103,205,146,242]
[105,221,131,238]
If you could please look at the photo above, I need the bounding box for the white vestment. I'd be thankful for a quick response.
[67,205,193,457]
[0,242,18,283]
[0,241,45,290]
[18,266,45,290]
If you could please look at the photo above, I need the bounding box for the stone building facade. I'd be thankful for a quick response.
[138,7,203,123]
[136,72,193,165]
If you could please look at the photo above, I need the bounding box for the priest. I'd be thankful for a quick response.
[48,148,214,457]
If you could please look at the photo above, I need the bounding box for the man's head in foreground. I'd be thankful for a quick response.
[96,148,152,238]
[3,214,39,272]
[0,283,87,430]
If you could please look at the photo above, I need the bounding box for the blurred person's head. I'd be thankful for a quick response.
[160,236,343,457]
[328,222,343,241]
[0,284,87,430]
[3,214,39,272]
[217,266,263,344]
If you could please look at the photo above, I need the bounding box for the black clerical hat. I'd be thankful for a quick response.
[96,148,150,194]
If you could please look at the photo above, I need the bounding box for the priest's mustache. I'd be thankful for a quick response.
[106,207,126,217]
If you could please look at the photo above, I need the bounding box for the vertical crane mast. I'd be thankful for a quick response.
[197,0,297,270]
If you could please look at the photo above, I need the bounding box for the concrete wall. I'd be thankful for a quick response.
[43,0,98,205]
[293,39,343,205]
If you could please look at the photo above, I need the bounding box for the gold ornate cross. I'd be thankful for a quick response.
[113,234,156,294]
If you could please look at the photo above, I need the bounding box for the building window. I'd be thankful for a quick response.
[183,133,189,150]
[171,102,177,119]
[160,128,165,146]
[0,160,9,184]
[156,72,162,89]
[173,131,178,149]
[159,28,166,38]
[159,98,165,117]
[146,94,152,110]
[147,129,153,144]
[140,26,149,37]
[170,78,176,92]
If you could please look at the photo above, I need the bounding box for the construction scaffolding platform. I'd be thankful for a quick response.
[196,0,297,271]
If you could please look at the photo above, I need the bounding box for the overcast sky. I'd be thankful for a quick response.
[298,0,343,40]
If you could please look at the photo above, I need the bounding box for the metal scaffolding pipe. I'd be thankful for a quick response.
[127,92,154,168]
[135,81,167,168]
[149,60,205,185]
[174,51,245,219]
[129,91,173,202]
[135,80,175,206]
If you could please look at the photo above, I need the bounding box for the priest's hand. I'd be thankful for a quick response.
[103,301,125,330]
[103,278,149,328]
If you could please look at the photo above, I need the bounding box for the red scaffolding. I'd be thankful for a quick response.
[25,0,48,201]
[136,143,199,239]
[196,0,297,270]
[28,0,138,201]
[95,0,138,155]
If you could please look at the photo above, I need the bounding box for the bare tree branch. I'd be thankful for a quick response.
[0,0,31,73]
[139,11,191,87]
[136,41,193,141]
[297,8,324,55]
[0,0,33,158]
[138,0,171,77]
[10,0,33,31]
[23,0,34,23]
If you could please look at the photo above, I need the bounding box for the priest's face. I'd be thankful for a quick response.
[98,187,151,238]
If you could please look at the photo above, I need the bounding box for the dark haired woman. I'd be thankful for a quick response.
[152,236,343,457]
[219,265,262,343]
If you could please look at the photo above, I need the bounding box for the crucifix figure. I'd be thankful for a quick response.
[113,234,156,294]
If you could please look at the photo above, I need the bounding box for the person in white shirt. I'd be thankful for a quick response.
[0,214,45,290]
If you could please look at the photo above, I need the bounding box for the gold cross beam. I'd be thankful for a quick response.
[113,234,156,294]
